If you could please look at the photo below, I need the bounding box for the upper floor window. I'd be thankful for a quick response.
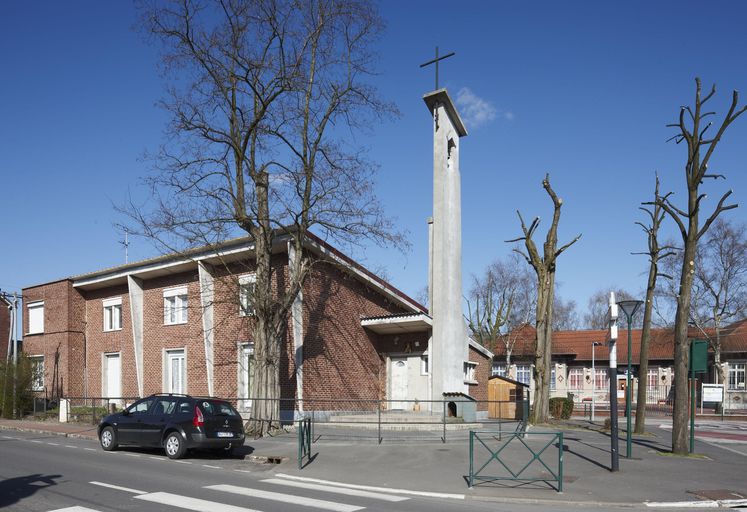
[421,354,429,375]
[164,287,188,325]
[103,297,122,331]
[729,362,745,391]
[239,274,256,317]
[27,301,44,334]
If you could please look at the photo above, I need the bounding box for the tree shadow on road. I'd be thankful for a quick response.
[0,473,61,508]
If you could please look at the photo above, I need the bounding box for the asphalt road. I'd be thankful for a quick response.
[0,429,601,512]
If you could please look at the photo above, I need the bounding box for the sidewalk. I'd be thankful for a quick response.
[2,417,746,507]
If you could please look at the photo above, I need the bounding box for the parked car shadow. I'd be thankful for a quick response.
[0,473,61,508]
[112,444,255,460]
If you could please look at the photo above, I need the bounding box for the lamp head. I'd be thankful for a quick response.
[617,299,643,320]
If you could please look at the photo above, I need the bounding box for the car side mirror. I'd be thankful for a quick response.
[122,409,130,416]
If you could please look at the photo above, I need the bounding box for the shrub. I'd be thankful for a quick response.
[549,396,575,419]
[0,357,36,418]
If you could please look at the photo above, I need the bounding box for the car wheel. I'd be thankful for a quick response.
[100,426,117,451]
[164,432,186,459]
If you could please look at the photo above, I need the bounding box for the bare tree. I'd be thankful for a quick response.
[552,296,579,331]
[508,174,581,424]
[690,218,747,384]
[650,78,745,454]
[634,175,676,434]
[467,252,535,367]
[584,288,637,329]
[129,0,400,436]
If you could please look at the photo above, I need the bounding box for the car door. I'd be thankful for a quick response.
[117,398,155,445]
[143,397,178,446]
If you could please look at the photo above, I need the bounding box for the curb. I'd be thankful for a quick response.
[0,423,97,440]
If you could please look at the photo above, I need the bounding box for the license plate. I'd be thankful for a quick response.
[217,432,233,438]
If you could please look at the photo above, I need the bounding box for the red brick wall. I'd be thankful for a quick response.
[468,344,492,411]
[301,260,411,405]
[21,280,86,397]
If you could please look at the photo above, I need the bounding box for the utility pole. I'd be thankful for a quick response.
[608,293,620,472]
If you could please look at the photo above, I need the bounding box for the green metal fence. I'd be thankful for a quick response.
[297,417,313,469]
[469,430,564,492]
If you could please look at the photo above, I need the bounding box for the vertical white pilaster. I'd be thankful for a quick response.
[127,275,144,398]
[288,242,304,411]
[198,261,215,397]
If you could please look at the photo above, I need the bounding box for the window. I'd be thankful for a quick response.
[239,274,256,316]
[594,369,609,391]
[647,368,659,391]
[127,398,155,416]
[103,297,122,331]
[516,364,531,386]
[30,356,44,391]
[492,363,506,377]
[238,343,253,411]
[165,349,186,394]
[464,361,477,383]
[164,287,188,325]
[728,363,746,391]
[421,354,429,375]
[27,301,44,334]
[568,368,583,390]
[550,366,556,391]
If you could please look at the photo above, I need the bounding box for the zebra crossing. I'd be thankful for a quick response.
[47,475,411,512]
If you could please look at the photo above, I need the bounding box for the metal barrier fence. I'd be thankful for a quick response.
[62,397,140,424]
[469,430,564,492]
[297,417,312,469]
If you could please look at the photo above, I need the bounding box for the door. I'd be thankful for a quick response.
[104,354,121,406]
[238,344,253,412]
[390,358,409,409]
[118,398,155,445]
[166,350,186,394]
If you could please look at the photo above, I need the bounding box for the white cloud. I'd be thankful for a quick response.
[455,87,497,129]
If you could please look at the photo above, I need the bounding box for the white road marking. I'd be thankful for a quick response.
[2,435,15,439]
[84,448,96,451]
[47,442,60,446]
[65,445,78,449]
[645,500,718,508]
[135,492,261,511]
[206,484,363,512]
[173,460,192,464]
[261,478,408,502]
[233,469,252,473]
[275,473,465,500]
[30,440,42,444]
[49,507,103,512]
[149,456,163,460]
[201,464,221,469]
[89,481,146,495]
[125,453,141,457]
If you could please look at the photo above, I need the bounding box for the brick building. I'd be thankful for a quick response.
[22,232,492,418]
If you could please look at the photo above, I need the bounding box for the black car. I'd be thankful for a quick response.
[97,394,245,459]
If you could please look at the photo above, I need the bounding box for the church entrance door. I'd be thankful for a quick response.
[390,357,409,409]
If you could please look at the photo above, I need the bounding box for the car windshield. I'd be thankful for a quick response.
[198,400,238,417]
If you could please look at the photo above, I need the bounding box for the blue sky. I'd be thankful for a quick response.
[2,1,747,325]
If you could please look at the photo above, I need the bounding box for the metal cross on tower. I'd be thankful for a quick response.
[419,46,455,90]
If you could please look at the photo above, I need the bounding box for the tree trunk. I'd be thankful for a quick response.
[672,237,697,454]
[531,271,551,424]
[634,264,657,433]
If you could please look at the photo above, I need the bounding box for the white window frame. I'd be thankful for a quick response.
[239,274,256,317]
[163,287,188,325]
[516,364,531,386]
[568,367,583,390]
[420,354,429,376]
[550,366,557,391]
[464,361,478,384]
[30,355,44,391]
[728,362,746,391]
[164,349,186,394]
[594,368,609,391]
[27,301,44,335]
[491,363,506,377]
[103,297,123,332]
[646,367,659,391]
[238,342,254,411]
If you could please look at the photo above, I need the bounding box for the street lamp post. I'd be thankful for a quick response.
[617,299,643,459]
[591,342,602,423]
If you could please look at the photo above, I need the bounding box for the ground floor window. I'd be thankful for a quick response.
[729,362,745,391]
[464,362,477,383]
[594,369,609,391]
[165,349,186,394]
[647,368,659,391]
[550,366,556,391]
[516,364,531,386]
[30,356,44,391]
[491,363,506,377]
[238,343,254,411]
[568,367,583,390]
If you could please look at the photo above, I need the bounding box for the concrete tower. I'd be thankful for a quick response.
[425,89,468,401]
